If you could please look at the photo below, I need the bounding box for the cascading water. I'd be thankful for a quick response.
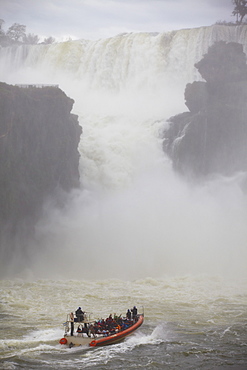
[0,25,247,280]
[0,25,247,370]
[1,25,247,93]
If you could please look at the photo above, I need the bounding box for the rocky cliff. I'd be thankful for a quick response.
[0,82,82,248]
[163,41,247,181]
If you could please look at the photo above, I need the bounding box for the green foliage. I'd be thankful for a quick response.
[0,19,55,47]
[43,36,56,44]
[232,0,247,23]
[6,23,26,42]
[23,33,40,44]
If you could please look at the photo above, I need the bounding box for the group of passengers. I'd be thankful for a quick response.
[73,306,138,337]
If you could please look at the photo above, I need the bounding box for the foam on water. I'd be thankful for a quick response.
[23,328,64,343]
[0,277,246,368]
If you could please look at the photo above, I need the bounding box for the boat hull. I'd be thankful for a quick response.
[90,314,144,347]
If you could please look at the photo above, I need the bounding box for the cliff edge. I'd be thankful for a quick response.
[0,82,82,244]
[163,41,247,182]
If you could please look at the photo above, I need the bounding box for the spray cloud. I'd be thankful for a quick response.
[0,27,247,280]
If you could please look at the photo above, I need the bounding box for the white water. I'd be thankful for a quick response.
[0,25,247,281]
[0,277,246,369]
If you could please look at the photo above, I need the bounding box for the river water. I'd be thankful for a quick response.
[0,276,246,369]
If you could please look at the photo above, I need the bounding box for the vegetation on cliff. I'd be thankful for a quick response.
[0,83,82,246]
[0,19,56,46]
[232,0,247,24]
[163,41,247,180]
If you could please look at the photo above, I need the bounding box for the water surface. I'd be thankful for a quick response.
[1,276,246,369]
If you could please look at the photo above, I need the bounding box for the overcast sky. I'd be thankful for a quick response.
[0,0,234,41]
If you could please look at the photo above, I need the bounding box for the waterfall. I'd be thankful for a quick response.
[0,25,247,93]
[1,25,246,190]
[1,25,247,279]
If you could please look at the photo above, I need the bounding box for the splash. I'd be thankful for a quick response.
[0,25,247,280]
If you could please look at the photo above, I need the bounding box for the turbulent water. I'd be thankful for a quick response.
[0,277,247,369]
[0,25,247,368]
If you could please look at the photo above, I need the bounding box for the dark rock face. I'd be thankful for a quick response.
[163,41,247,180]
[0,82,82,244]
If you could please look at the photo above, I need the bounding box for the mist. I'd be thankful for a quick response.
[1,28,247,281]
[29,163,247,281]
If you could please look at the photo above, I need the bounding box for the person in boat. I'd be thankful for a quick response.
[116,315,123,326]
[77,325,83,336]
[106,314,114,330]
[126,309,131,320]
[70,312,74,336]
[131,306,138,321]
[83,322,90,337]
[75,307,84,322]
[92,322,99,334]
[122,320,130,330]
[106,314,113,324]
[98,318,105,331]
[89,324,96,337]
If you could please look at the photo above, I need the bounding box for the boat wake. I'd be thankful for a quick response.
[0,328,64,357]
[150,322,170,342]
[23,328,64,343]
[68,325,168,367]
